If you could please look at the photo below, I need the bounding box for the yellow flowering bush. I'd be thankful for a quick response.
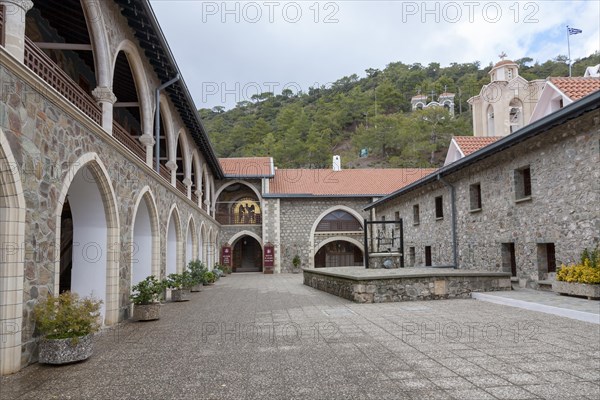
[557,261,600,285]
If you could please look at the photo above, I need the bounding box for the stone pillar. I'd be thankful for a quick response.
[183,177,192,199]
[139,134,154,167]
[166,160,177,187]
[0,0,33,62]
[91,87,117,135]
[194,189,202,208]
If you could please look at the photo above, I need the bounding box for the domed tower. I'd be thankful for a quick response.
[468,53,545,137]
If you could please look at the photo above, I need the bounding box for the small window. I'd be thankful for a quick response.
[469,183,482,211]
[409,247,416,267]
[394,211,400,221]
[413,204,420,225]
[381,215,386,222]
[425,246,432,266]
[435,196,444,219]
[501,243,517,277]
[514,166,532,201]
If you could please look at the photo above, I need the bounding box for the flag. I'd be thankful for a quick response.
[568,27,582,35]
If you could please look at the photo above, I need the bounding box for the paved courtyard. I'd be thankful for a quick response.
[1,274,599,399]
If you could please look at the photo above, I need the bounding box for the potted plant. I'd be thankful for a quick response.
[130,276,166,321]
[187,259,206,292]
[33,291,102,364]
[553,247,600,299]
[292,255,302,273]
[202,271,217,286]
[166,272,194,302]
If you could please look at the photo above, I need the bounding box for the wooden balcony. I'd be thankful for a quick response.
[22,37,150,164]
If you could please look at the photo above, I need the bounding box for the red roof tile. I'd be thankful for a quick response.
[268,168,437,196]
[219,157,273,177]
[549,77,600,101]
[453,136,502,156]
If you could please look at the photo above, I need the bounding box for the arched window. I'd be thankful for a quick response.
[509,98,523,133]
[316,210,362,232]
[486,105,495,136]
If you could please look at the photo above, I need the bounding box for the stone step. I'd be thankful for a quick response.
[537,280,554,292]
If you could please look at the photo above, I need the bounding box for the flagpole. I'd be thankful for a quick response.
[567,25,572,77]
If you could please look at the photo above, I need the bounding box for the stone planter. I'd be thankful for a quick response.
[38,334,94,364]
[553,281,600,300]
[171,289,191,302]
[190,284,203,292]
[132,303,161,321]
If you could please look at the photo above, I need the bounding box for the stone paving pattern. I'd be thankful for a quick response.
[1,274,599,399]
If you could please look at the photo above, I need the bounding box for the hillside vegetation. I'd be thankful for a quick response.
[201,53,599,168]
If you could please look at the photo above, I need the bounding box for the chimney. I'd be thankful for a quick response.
[332,155,341,171]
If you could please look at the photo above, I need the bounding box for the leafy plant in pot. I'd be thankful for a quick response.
[33,291,102,364]
[292,255,302,273]
[187,259,207,292]
[130,276,166,321]
[202,271,217,286]
[167,272,194,302]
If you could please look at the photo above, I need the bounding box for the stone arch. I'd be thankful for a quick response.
[130,187,160,286]
[0,129,26,375]
[166,204,183,275]
[227,230,263,247]
[81,0,111,87]
[207,226,214,268]
[214,180,262,203]
[111,39,153,138]
[158,95,177,165]
[201,165,210,210]
[174,129,190,190]
[309,206,364,269]
[54,153,120,326]
[190,150,202,202]
[199,221,206,264]
[185,214,198,264]
[211,229,219,267]
[509,98,524,133]
[315,236,364,253]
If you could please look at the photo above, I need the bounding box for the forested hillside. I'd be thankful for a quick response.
[201,53,599,169]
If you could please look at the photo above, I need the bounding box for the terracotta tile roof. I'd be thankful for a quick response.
[219,157,274,177]
[549,77,600,101]
[453,136,502,156]
[268,168,437,196]
[493,60,517,68]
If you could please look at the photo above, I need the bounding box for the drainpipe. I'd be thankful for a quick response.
[154,75,181,173]
[438,174,458,269]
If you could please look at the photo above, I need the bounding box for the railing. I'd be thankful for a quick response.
[159,164,171,181]
[191,193,199,204]
[112,122,146,161]
[316,220,362,232]
[216,211,262,226]
[24,37,103,125]
[176,180,187,196]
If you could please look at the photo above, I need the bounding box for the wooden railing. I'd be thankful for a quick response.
[24,37,103,125]
[215,211,262,226]
[176,179,187,196]
[191,193,199,204]
[159,164,171,181]
[112,122,146,161]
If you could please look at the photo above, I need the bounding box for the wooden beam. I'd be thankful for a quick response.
[114,102,140,108]
[34,42,93,51]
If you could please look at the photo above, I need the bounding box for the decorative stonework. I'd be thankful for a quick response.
[91,87,117,104]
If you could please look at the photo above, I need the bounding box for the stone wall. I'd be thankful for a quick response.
[303,270,511,303]
[277,198,371,272]
[0,64,219,367]
[375,111,600,288]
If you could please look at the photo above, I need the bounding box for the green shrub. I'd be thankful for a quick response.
[202,271,216,284]
[130,276,166,305]
[166,271,196,290]
[33,292,102,340]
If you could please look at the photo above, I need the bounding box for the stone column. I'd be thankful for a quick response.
[194,189,202,208]
[166,160,177,187]
[91,86,116,135]
[139,134,154,167]
[0,0,33,62]
[183,177,192,199]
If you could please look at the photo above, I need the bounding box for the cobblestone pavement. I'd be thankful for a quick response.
[1,273,599,400]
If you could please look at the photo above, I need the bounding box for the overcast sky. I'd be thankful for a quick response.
[149,1,600,110]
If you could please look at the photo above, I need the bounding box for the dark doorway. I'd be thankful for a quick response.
[502,243,517,277]
[425,246,432,267]
[314,241,363,268]
[59,197,73,293]
[232,236,262,272]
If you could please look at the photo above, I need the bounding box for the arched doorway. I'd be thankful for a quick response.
[232,235,263,272]
[315,240,364,268]
[56,157,120,324]
[131,189,159,285]
[0,130,26,375]
[166,206,182,275]
[215,181,262,226]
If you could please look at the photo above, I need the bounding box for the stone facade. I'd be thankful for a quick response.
[373,110,600,289]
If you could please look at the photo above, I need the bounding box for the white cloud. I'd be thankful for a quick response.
[150,0,600,109]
